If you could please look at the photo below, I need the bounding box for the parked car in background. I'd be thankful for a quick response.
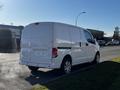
[97,40,106,46]
[112,40,120,45]
[105,40,120,46]
[20,22,100,74]
[105,41,113,46]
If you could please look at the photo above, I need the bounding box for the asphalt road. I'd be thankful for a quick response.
[0,46,120,90]
[100,46,120,61]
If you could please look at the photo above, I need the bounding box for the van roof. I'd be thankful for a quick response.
[28,22,86,30]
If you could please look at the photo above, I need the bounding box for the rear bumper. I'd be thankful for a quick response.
[20,60,60,69]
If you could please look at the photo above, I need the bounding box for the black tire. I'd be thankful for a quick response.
[92,53,100,64]
[28,66,39,71]
[61,58,72,74]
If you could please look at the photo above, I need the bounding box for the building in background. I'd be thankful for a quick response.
[0,24,24,50]
[87,29,104,40]
[0,29,17,53]
[0,24,24,39]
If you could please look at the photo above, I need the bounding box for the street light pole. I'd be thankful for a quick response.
[75,12,86,26]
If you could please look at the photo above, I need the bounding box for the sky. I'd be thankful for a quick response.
[0,0,120,36]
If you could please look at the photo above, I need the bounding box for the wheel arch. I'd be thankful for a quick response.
[61,54,72,66]
[92,51,100,64]
[96,51,100,56]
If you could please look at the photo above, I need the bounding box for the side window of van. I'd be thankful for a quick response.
[84,30,94,43]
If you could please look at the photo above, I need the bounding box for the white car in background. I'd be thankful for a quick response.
[106,40,120,46]
[20,22,100,74]
[112,40,119,45]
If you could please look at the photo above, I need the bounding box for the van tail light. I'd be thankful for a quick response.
[52,48,58,58]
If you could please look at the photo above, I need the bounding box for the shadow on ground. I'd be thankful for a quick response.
[26,61,120,90]
[25,62,92,85]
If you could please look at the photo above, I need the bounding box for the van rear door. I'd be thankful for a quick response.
[21,23,53,64]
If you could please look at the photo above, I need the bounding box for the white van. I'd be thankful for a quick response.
[20,22,100,74]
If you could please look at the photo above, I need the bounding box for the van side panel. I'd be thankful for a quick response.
[70,28,85,64]
[52,23,72,68]
[53,23,91,68]
[54,23,72,47]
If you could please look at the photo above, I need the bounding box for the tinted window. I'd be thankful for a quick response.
[84,30,93,41]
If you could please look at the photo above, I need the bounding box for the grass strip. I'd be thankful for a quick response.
[32,57,120,90]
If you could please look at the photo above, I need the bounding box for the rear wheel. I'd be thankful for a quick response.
[28,66,39,71]
[61,58,72,74]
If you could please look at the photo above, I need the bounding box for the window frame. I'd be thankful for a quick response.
[84,30,95,44]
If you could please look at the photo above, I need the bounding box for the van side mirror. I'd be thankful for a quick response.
[87,39,96,44]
